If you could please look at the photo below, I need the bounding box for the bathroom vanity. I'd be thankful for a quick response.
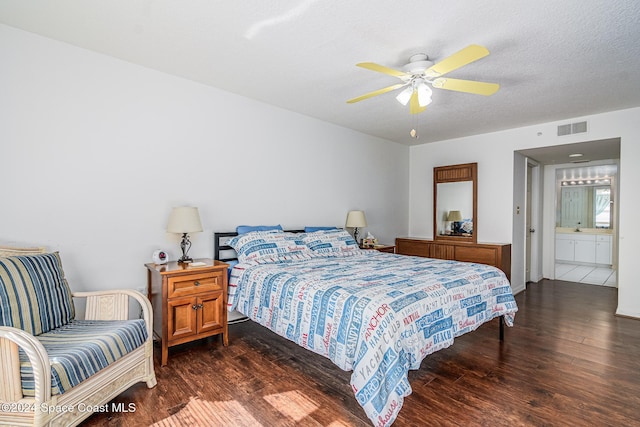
[555,229,612,266]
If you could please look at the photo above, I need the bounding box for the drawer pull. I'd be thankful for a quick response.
[194,281,201,286]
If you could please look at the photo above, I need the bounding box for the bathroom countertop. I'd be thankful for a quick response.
[555,227,613,235]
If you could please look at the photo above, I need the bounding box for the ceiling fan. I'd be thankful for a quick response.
[347,44,500,114]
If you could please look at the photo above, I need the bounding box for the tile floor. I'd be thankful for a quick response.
[555,263,617,287]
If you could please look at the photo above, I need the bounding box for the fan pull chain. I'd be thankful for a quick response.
[410,113,419,139]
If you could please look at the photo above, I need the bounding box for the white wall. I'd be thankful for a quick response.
[0,25,409,292]
[511,151,527,293]
[409,107,640,318]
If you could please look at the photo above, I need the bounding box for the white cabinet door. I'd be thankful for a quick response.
[555,239,574,262]
[574,240,596,263]
[596,236,612,264]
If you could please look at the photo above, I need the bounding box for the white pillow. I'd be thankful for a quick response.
[229,231,313,264]
[302,229,361,256]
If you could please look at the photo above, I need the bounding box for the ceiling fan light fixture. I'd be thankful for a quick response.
[348,44,498,119]
[416,82,433,107]
[395,86,413,106]
[403,53,434,74]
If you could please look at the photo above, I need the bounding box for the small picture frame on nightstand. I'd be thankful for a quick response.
[361,238,378,248]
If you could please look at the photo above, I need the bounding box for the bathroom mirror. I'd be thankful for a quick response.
[557,184,612,229]
[555,164,616,230]
[434,163,477,243]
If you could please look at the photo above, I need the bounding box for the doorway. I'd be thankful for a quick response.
[553,163,618,286]
[515,138,621,287]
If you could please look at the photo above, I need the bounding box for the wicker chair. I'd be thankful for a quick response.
[0,249,157,426]
[0,245,48,258]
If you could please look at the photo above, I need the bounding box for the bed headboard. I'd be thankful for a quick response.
[214,230,305,262]
[213,232,240,262]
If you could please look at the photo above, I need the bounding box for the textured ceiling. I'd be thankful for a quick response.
[1,0,639,145]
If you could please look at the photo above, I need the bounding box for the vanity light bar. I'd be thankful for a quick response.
[561,178,610,186]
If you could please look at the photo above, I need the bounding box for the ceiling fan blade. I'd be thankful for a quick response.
[432,77,500,95]
[347,83,407,104]
[409,90,426,114]
[425,44,490,77]
[356,62,410,78]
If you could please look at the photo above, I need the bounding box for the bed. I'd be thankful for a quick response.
[214,228,517,426]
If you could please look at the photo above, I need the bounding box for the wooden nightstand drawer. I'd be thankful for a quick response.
[360,244,396,253]
[168,271,223,298]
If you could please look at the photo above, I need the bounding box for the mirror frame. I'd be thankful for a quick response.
[434,162,478,243]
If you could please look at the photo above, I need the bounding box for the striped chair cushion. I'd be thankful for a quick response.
[0,252,75,335]
[19,319,148,396]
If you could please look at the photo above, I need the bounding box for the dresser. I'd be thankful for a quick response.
[145,259,229,366]
[395,237,511,280]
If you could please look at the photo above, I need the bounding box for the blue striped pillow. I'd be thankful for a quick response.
[0,252,75,335]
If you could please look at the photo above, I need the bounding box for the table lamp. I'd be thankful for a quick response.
[448,210,463,234]
[167,206,203,263]
[346,210,367,245]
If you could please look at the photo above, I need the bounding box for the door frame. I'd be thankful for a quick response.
[527,158,542,282]
[513,152,542,292]
[512,152,527,293]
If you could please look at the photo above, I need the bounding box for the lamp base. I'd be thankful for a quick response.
[178,233,193,264]
[354,227,361,246]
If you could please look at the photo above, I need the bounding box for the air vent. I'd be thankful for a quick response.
[557,124,572,136]
[557,121,588,136]
[572,121,587,134]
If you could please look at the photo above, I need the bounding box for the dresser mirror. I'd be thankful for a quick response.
[434,162,477,243]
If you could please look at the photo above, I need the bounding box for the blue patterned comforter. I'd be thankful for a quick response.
[228,251,517,426]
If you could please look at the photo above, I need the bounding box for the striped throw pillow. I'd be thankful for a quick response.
[0,252,75,335]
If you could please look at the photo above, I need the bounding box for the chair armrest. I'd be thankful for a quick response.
[0,327,52,404]
[72,290,153,339]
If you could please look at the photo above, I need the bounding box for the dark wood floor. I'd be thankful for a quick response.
[83,279,640,426]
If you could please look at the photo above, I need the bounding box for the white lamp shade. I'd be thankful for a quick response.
[167,207,203,233]
[417,82,433,107]
[345,210,368,228]
[447,210,463,222]
[395,86,413,106]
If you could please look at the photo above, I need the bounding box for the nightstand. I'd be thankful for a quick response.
[145,259,229,366]
[361,245,396,254]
